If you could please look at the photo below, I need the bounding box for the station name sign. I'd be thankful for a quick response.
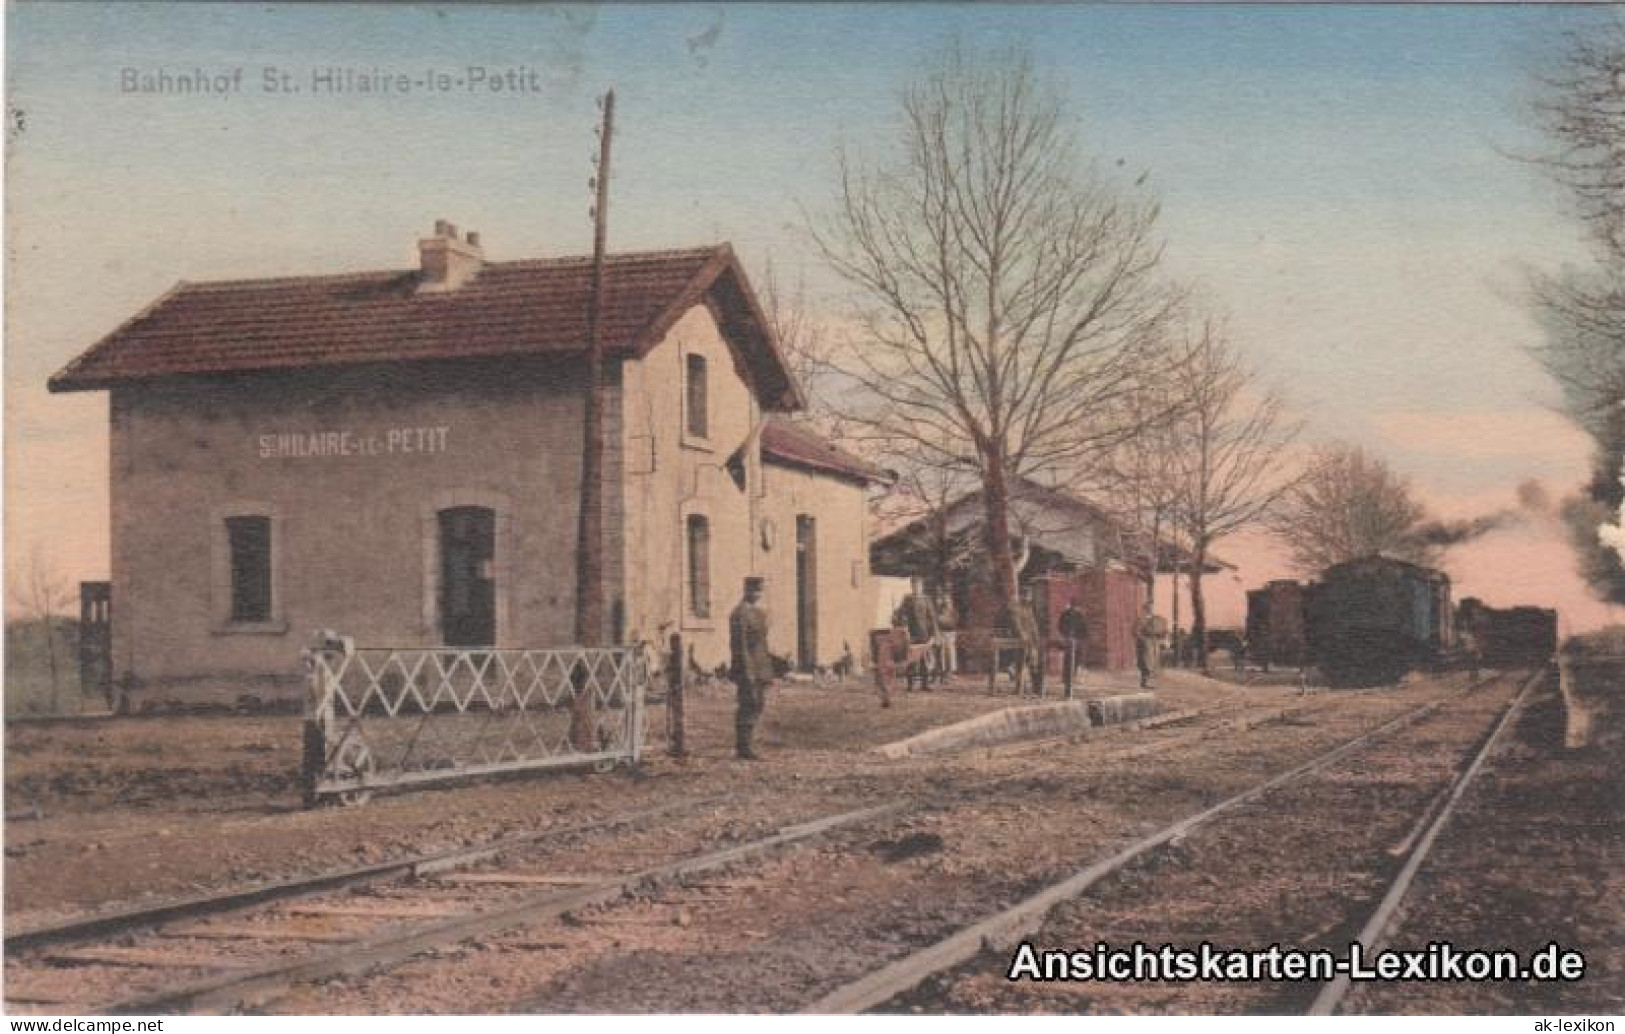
[258,427,451,459]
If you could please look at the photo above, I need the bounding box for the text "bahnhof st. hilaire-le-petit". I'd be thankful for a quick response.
[119,66,548,97]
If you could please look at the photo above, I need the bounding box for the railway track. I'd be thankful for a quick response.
[482,671,1512,1013]
[5,667,1508,1014]
[816,664,1545,1015]
[1335,679,1625,1016]
[2,789,903,1013]
[5,797,713,953]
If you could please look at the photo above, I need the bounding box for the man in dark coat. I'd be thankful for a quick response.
[1058,598,1088,700]
[729,576,774,760]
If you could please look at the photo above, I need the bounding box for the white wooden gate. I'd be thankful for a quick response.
[301,635,648,805]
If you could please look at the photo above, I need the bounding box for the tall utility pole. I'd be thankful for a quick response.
[571,89,614,750]
[575,88,615,650]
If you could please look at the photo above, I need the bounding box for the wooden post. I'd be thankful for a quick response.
[571,88,615,751]
[301,646,331,809]
[301,718,326,809]
[1171,562,1182,668]
[667,633,686,757]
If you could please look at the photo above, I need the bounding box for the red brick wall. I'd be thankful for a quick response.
[958,569,1144,674]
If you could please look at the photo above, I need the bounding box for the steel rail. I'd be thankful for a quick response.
[801,668,1527,1014]
[1305,661,1549,1016]
[100,800,909,1015]
[5,796,715,953]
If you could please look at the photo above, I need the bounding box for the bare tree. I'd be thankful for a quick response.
[814,43,1177,616]
[876,462,979,584]
[9,546,76,713]
[1167,320,1302,668]
[1092,369,1188,616]
[1525,17,1625,602]
[758,259,838,430]
[1269,444,1434,574]
[1530,16,1625,262]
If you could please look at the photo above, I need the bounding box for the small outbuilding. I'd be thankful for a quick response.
[871,478,1220,674]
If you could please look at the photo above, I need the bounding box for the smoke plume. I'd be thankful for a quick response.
[1406,512,1518,548]
[1516,477,1554,516]
[1404,479,1558,551]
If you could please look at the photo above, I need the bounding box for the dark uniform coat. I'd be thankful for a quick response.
[1058,606,1087,643]
[893,594,939,645]
[730,601,774,685]
[730,597,774,756]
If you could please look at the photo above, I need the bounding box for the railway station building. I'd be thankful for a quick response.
[50,222,887,709]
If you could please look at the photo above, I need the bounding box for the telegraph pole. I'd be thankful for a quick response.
[571,89,613,750]
[575,88,614,650]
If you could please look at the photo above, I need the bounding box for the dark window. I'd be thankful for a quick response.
[226,516,272,623]
[686,354,709,439]
[687,515,711,619]
[796,515,818,671]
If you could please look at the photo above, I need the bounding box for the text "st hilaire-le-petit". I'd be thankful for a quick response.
[120,66,547,97]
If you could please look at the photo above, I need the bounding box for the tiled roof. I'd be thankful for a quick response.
[50,244,800,408]
[871,477,1230,574]
[760,418,888,485]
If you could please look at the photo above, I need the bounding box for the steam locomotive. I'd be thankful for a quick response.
[1304,557,1455,686]
[1246,555,1556,686]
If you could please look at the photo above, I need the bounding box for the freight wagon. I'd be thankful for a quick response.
[1244,579,1308,670]
[1457,597,1559,670]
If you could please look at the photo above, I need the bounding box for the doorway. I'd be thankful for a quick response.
[796,515,817,671]
[439,506,496,647]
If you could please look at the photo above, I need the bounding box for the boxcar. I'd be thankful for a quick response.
[1457,597,1558,669]
[1244,579,1308,670]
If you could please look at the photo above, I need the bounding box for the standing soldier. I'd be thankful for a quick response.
[934,588,959,683]
[1136,613,1162,689]
[729,576,774,760]
[1058,597,1088,700]
[1460,612,1483,682]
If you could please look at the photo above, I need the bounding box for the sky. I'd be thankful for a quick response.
[5,2,1619,633]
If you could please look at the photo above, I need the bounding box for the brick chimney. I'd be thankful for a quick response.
[416,219,484,293]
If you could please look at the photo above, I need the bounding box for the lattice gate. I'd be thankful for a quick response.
[301,635,649,806]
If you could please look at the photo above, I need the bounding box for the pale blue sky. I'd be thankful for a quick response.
[5,2,1612,624]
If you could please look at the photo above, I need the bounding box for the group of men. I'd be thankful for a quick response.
[889,589,960,686]
[726,574,1164,762]
[992,594,1092,699]
[891,585,1098,699]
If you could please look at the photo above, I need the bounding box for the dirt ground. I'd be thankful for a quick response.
[2,667,1238,926]
[1341,687,1625,1015]
[252,671,1481,1014]
[6,665,1611,1015]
